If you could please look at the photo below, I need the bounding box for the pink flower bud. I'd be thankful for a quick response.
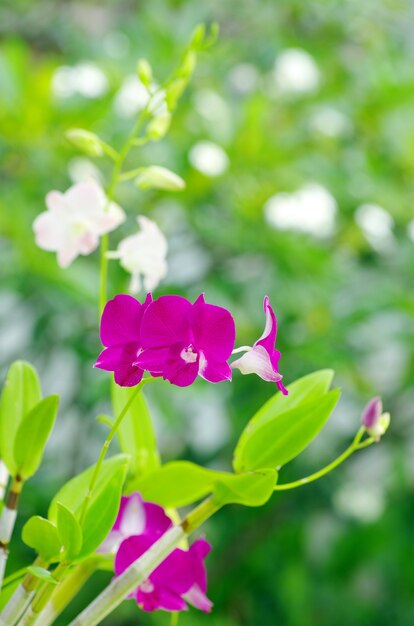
[361,397,383,429]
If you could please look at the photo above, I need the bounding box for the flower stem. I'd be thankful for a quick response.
[0,461,9,503]
[98,104,152,314]
[0,558,47,626]
[67,497,220,626]
[273,427,374,491]
[0,475,24,590]
[78,379,154,526]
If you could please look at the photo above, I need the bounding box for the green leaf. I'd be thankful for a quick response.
[14,395,59,479]
[26,566,59,584]
[233,389,341,472]
[135,166,185,191]
[212,470,277,507]
[112,382,160,479]
[22,516,62,561]
[236,370,334,448]
[131,461,277,508]
[48,454,130,523]
[56,503,82,561]
[78,461,127,558]
[0,361,42,475]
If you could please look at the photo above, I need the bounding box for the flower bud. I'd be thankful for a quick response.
[65,129,104,157]
[137,59,153,89]
[135,166,185,191]
[147,112,171,140]
[361,397,390,440]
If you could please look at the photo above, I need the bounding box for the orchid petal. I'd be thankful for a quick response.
[192,297,236,360]
[100,294,147,347]
[140,296,193,348]
[184,584,213,612]
[231,345,283,382]
[199,353,232,383]
[163,344,199,387]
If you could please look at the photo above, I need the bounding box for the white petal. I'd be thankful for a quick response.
[33,211,69,251]
[92,201,126,235]
[119,494,146,537]
[45,190,67,214]
[231,345,282,382]
[57,242,80,268]
[65,179,107,215]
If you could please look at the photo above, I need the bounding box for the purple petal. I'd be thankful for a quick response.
[150,548,194,595]
[163,344,199,387]
[95,344,144,387]
[189,538,211,592]
[100,294,149,347]
[114,362,144,387]
[361,397,383,429]
[115,535,153,576]
[138,588,188,612]
[94,346,125,371]
[135,347,171,373]
[192,296,236,361]
[141,296,192,349]
[142,501,173,536]
[255,295,277,353]
[199,354,232,383]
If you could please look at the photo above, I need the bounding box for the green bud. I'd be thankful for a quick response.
[135,166,185,191]
[191,24,206,49]
[137,59,153,89]
[166,78,187,111]
[147,112,172,140]
[368,412,390,441]
[65,129,104,157]
[176,50,196,80]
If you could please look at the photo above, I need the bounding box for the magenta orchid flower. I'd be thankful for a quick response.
[33,180,125,268]
[102,493,212,614]
[135,294,236,387]
[231,296,288,395]
[94,293,152,386]
[99,493,172,553]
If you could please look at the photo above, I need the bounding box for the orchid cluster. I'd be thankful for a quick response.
[0,23,390,626]
[95,292,286,390]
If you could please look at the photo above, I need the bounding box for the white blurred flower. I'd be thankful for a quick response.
[355,203,394,252]
[112,216,168,293]
[52,63,108,99]
[228,63,259,94]
[189,141,229,177]
[310,106,351,137]
[33,180,125,268]
[264,183,337,237]
[273,48,320,94]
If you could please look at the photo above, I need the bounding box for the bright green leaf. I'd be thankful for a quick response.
[14,395,59,479]
[22,516,62,561]
[0,361,42,476]
[131,461,277,508]
[26,566,59,584]
[56,503,82,561]
[77,462,127,558]
[48,454,130,523]
[112,382,160,480]
[234,389,341,472]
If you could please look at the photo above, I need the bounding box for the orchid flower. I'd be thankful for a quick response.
[102,493,212,613]
[99,492,172,553]
[33,180,125,267]
[108,216,168,293]
[231,296,288,394]
[94,293,152,386]
[136,294,236,387]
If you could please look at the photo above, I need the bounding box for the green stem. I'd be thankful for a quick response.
[274,427,373,491]
[98,104,152,314]
[78,379,154,526]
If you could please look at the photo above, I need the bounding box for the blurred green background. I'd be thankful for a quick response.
[1,0,414,624]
